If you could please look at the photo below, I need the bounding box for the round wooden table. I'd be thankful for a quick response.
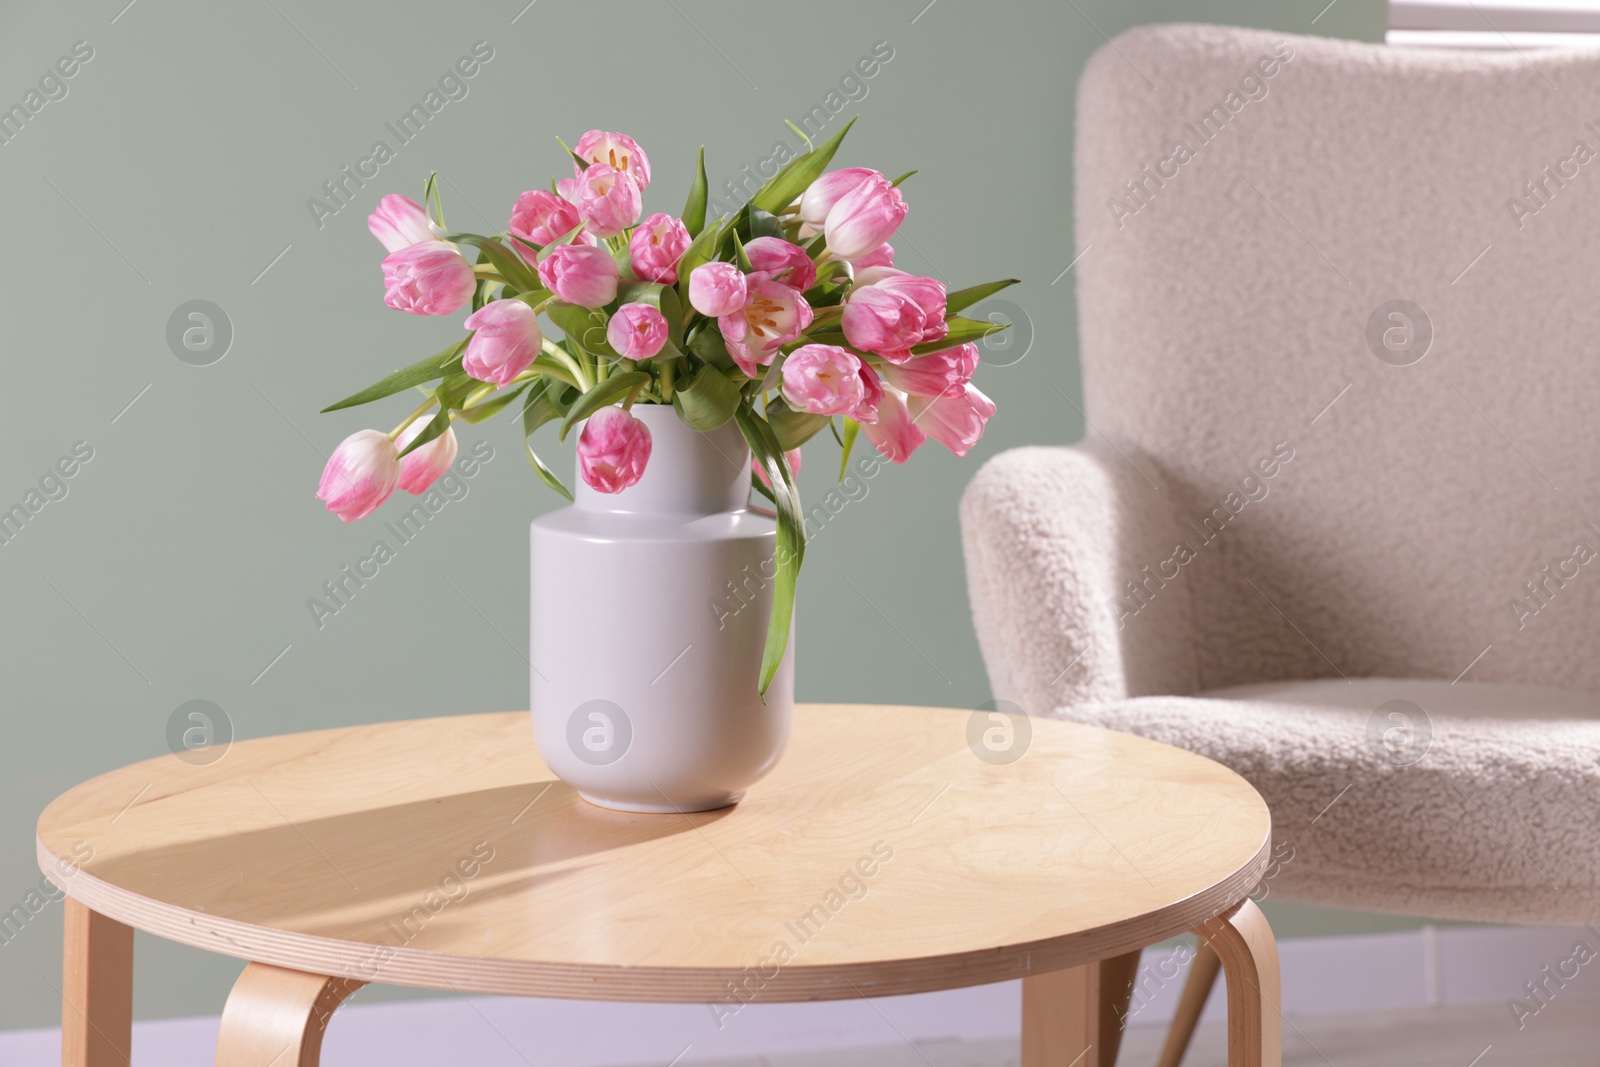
[37,704,1278,1067]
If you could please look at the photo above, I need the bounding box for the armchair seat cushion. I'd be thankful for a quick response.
[1071,678,1600,923]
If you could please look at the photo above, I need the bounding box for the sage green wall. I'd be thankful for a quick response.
[0,0,1387,1029]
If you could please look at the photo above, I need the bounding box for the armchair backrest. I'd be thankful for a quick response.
[1073,24,1600,690]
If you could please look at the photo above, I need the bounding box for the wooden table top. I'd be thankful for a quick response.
[36,705,1270,1002]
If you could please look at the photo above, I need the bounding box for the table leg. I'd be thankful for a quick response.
[215,963,364,1067]
[61,899,133,1067]
[1194,899,1281,1067]
[1154,940,1221,1067]
[1021,951,1140,1067]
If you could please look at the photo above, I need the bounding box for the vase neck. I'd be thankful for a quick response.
[573,404,752,515]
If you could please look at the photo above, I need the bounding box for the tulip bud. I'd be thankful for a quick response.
[841,268,947,363]
[537,244,620,308]
[823,172,908,262]
[799,168,877,226]
[368,194,434,253]
[464,299,543,385]
[745,237,818,292]
[629,213,691,284]
[606,303,670,360]
[879,342,979,398]
[381,241,476,316]
[781,344,867,416]
[509,189,589,249]
[577,407,652,494]
[907,383,996,457]
[395,422,459,495]
[688,262,749,317]
[572,164,642,239]
[861,387,926,465]
[317,429,401,521]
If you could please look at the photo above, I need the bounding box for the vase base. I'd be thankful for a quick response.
[577,790,744,814]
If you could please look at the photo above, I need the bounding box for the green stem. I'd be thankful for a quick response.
[541,338,592,391]
[388,397,437,440]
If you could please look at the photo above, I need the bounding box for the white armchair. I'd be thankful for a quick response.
[962,22,1600,1063]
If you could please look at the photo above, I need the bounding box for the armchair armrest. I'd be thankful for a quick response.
[960,441,1201,718]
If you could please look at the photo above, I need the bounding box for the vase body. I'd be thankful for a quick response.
[529,404,793,812]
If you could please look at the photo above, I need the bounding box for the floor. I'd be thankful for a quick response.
[669,1000,1595,1066]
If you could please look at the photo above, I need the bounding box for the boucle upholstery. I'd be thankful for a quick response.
[1078,679,1600,922]
[961,25,1600,922]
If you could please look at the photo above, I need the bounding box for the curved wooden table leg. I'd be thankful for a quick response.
[1194,899,1280,1067]
[1155,940,1222,1067]
[61,899,133,1067]
[1022,950,1141,1066]
[215,963,364,1067]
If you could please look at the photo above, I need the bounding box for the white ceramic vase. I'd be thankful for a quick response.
[529,404,793,812]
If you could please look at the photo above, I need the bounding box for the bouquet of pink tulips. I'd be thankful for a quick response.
[318,121,1015,692]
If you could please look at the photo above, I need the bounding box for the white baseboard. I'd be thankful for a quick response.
[5,923,1598,1065]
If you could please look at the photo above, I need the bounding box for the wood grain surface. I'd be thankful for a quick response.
[37,705,1270,1002]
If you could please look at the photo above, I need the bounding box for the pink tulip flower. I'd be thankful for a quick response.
[745,237,817,292]
[606,302,670,360]
[781,344,866,416]
[718,274,813,377]
[572,164,642,239]
[688,262,749,317]
[463,299,543,385]
[851,241,895,269]
[862,387,926,464]
[574,130,652,190]
[907,382,996,457]
[395,421,459,495]
[751,447,802,490]
[382,240,476,316]
[317,429,401,521]
[509,189,590,250]
[841,268,948,362]
[537,243,620,308]
[628,213,691,284]
[824,172,908,262]
[853,361,884,424]
[798,168,877,226]
[368,194,434,252]
[577,407,652,494]
[880,342,979,398]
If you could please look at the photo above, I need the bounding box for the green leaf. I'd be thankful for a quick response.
[534,222,589,263]
[909,314,1007,356]
[735,406,805,697]
[838,417,860,481]
[945,279,1020,316]
[557,135,589,172]
[750,115,858,215]
[731,230,753,273]
[526,440,573,501]
[559,371,651,441]
[321,339,466,413]
[683,146,708,238]
[766,396,831,451]
[398,373,477,457]
[890,169,918,188]
[688,325,735,371]
[544,301,618,360]
[448,233,541,292]
[522,377,570,437]
[454,382,529,424]
[672,364,743,431]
